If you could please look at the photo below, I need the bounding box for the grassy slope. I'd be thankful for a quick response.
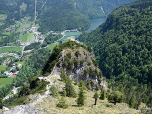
[34,76,140,114]
[0,47,22,53]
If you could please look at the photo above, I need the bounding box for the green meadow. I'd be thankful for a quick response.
[19,32,35,43]
[0,65,7,72]
[0,78,13,88]
[0,47,22,53]
[48,43,58,52]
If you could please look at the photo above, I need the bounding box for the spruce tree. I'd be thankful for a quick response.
[60,71,67,82]
[78,80,87,90]
[77,81,86,106]
[93,91,99,105]
[129,94,135,108]
[65,79,77,98]
[100,89,106,100]
[86,81,92,90]
[62,89,66,97]
[118,84,125,102]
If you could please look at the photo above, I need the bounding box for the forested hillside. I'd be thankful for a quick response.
[0,0,134,33]
[37,0,91,33]
[77,0,152,107]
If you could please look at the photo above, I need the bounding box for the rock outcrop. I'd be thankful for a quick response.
[3,105,39,114]
[50,47,108,91]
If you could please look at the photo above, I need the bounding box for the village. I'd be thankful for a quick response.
[0,16,81,79]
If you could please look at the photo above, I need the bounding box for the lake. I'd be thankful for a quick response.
[61,17,107,40]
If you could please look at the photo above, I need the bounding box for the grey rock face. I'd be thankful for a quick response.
[4,105,39,114]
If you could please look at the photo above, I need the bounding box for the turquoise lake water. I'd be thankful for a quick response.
[61,17,107,41]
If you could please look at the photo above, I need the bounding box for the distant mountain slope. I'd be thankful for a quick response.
[0,0,135,33]
[75,0,135,18]
[77,0,152,84]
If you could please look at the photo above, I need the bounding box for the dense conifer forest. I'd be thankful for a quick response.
[77,0,152,107]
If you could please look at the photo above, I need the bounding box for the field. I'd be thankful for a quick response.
[0,65,7,72]
[0,47,22,53]
[0,78,13,88]
[19,32,35,42]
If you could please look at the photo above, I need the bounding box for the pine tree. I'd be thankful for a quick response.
[0,98,2,109]
[77,81,86,106]
[65,79,77,98]
[100,89,106,100]
[93,91,99,105]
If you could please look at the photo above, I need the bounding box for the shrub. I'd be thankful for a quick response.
[31,81,49,94]
[50,85,58,98]
[57,97,68,109]
[87,46,92,52]
[91,57,98,66]
[74,60,79,68]
[80,60,85,65]
[75,51,79,56]
[87,62,91,66]
[68,60,74,69]
[62,61,67,67]
[108,91,124,105]
[66,53,71,59]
